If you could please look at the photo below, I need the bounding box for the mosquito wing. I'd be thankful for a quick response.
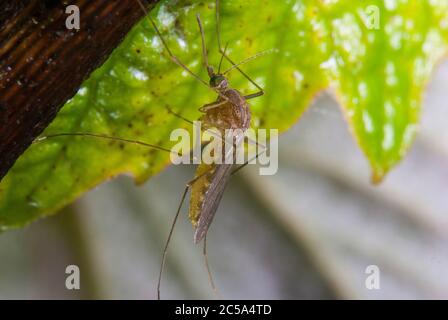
[191,163,233,243]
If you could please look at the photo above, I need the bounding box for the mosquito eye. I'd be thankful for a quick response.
[210,75,225,87]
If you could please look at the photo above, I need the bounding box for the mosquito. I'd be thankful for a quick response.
[37,0,270,299]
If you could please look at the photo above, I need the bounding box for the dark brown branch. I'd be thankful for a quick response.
[0,0,158,181]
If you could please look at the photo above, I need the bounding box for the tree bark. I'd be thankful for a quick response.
[0,0,158,182]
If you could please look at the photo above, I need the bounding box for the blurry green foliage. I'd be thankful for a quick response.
[1,0,448,228]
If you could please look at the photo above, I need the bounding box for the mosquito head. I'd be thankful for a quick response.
[209,74,228,90]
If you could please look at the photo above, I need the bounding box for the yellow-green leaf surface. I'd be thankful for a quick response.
[1,0,448,229]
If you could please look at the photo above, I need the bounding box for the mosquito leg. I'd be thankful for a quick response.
[203,234,221,299]
[215,0,265,99]
[137,0,230,105]
[244,91,264,100]
[198,99,228,112]
[136,0,229,103]
[168,103,266,160]
[220,52,265,100]
[222,50,273,79]
[166,105,231,152]
[231,135,268,175]
[136,0,210,87]
[34,132,182,156]
[246,136,267,152]
[231,146,267,176]
[137,0,229,102]
[195,13,230,103]
[157,184,187,300]
[157,167,216,300]
[166,99,227,121]
[166,106,194,124]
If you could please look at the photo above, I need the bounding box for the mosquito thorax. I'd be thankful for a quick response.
[209,74,228,90]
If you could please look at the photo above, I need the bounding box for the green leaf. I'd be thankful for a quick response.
[1,0,448,229]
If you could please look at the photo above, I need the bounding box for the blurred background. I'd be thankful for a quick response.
[1,60,448,300]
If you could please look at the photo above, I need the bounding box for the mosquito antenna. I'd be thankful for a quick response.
[216,0,223,49]
[215,0,266,95]
[196,14,214,77]
[34,133,180,156]
[217,42,229,74]
[222,49,274,75]
[136,0,230,102]
[203,234,221,298]
[135,0,209,87]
